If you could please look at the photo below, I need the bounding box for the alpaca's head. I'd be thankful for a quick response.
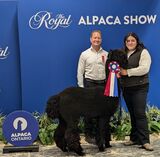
[46,95,60,119]
[107,49,128,69]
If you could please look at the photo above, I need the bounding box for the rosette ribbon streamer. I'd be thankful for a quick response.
[104,61,120,97]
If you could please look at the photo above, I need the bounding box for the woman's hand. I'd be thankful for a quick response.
[120,68,128,76]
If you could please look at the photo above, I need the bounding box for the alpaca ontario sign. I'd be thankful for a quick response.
[2,111,39,147]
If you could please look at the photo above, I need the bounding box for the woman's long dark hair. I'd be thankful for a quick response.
[124,32,145,52]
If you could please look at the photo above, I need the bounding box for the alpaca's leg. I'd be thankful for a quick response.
[54,119,68,152]
[104,119,112,148]
[96,117,106,152]
[65,120,85,156]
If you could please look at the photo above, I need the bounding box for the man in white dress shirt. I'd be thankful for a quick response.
[77,30,108,143]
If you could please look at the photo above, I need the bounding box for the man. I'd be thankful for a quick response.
[77,30,108,143]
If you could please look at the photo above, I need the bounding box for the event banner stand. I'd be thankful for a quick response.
[3,145,39,153]
[2,111,39,154]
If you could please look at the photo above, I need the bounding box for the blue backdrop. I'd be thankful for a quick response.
[0,0,160,114]
[0,0,21,114]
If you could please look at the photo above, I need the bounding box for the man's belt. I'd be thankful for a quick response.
[85,78,106,84]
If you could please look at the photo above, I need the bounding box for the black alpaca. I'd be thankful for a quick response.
[46,49,128,156]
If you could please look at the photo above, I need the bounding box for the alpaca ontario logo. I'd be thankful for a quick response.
[29,11,72,30]
[11,117,32,142]
[0,46,10,59]
[13,117,27,131]
[2,111,39,146]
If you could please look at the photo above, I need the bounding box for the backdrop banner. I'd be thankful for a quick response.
[0,1,21,114]
[1,0,160,114]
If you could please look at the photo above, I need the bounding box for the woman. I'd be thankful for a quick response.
[120,32,153,151]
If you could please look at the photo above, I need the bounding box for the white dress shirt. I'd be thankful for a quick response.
[77,46,108,87]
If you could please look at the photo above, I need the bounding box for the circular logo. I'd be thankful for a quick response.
[2,110,39,146]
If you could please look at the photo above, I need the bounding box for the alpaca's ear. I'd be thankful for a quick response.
[107,50,113,60]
